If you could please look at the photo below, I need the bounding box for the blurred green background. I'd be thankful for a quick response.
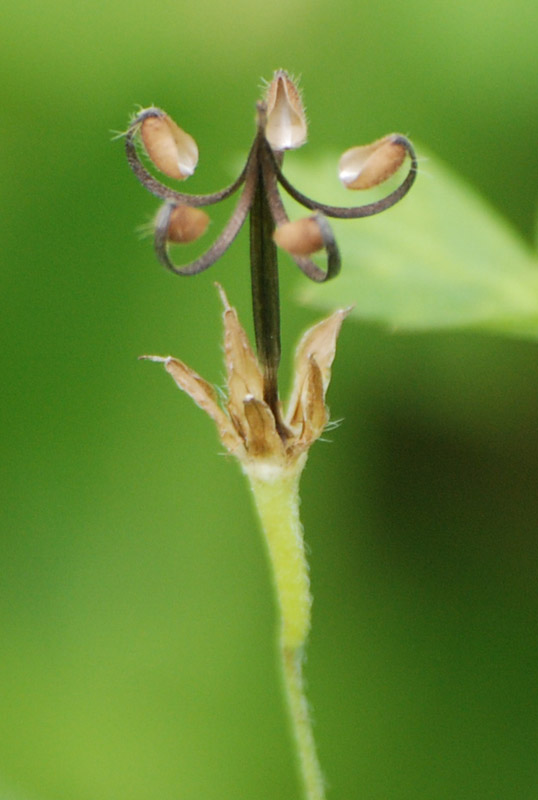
[2,0,538,798]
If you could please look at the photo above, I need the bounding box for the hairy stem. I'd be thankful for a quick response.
[245,459,325,800]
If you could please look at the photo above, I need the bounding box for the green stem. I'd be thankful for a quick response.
[245,459,325,800]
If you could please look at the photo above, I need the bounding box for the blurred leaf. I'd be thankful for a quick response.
[292,146,538,338]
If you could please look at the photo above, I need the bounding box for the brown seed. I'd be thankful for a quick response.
[273,217,324,256]
[338,135,407,190]
[140,113,198,181]
[166,206,210,243]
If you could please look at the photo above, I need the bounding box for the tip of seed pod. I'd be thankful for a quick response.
[264,70,307,151]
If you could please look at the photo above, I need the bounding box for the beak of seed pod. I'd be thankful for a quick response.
[140,110,199,181]
[273,216,324,256]
[338,134,407,190]
[264,70,307,151]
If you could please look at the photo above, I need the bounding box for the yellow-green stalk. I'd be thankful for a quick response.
[246,457,324,800]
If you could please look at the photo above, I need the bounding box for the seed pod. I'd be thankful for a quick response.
[166,205,210,243]
[140,113,199,181]
[338,135,407,190]
[273,217,324,256]
[265,70,307,151]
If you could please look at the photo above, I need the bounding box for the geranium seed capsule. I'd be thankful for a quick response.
[165,205,210,243]
[273,217,324,256]
[265,70,307,151]
[140,112,199,181]
[338,134,407,190]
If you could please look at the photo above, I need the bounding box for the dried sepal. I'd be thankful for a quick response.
[141,287,349,466]
[265,70,307,151]
[140,112,199,181]
[217,283,264,419]
[295,356,327,444]
[139,355,242,454]
[165,205,210,243]
[243,396,283,457]
[286,307,352,431]
[338,135,407,190]
[273,217,324,256]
